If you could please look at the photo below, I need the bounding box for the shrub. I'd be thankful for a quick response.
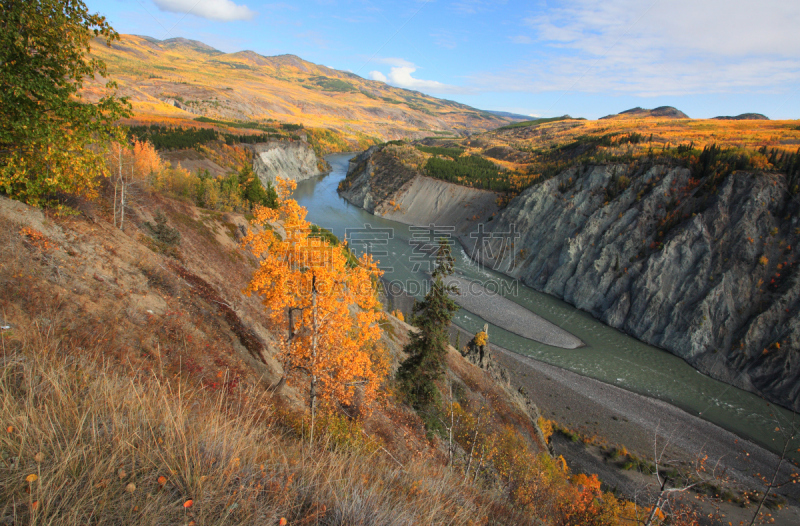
[145,211,181,246]
[537,417,555,443]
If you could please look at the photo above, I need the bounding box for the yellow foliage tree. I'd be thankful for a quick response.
[245,178,386,441]
[132,139,164,179]
[0,0,131,207]
[106,137,164,229]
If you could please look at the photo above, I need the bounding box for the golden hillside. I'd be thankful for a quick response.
[85,35,514,141]
[403,114,800,194]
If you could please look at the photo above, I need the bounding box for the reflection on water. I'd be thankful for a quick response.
[294,153,798,455]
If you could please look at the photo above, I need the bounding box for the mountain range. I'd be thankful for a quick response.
[85,35,519,141]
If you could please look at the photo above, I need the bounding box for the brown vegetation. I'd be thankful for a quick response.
[0,166,626,524]
[0,131,734,523]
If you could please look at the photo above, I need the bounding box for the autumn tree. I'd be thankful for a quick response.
[0,0,131,207]
[245,178,386,441]
[397,238,459,410]
[106,137,163,230]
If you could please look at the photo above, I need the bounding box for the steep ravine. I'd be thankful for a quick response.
[340,149,800,412]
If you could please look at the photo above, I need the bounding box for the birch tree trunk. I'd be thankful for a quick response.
[309,274,318,444]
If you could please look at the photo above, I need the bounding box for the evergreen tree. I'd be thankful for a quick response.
[397,238,460,409]
[238,164,278,208]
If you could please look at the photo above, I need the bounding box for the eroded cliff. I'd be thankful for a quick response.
[482,164,800,411]
[339,145,498,235]
[251,141,323,185]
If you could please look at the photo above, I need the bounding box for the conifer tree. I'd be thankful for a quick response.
[397,238,459,409]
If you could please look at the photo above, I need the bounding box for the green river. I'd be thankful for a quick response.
[293,153,798,456]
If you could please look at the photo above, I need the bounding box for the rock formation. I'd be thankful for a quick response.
[461,325,510,386]
[251,140,323,185]
[712,113,770,120]
[480,164,800,411]
[600,106,689,120]
[339,145,498,235]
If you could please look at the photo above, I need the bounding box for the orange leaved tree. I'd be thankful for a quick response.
[106,137,164,230]
[245,178,386,441]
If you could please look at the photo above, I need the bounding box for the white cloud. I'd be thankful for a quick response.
[152,0,256,22]
[365,56,465,92]
[369,71,387,82]
[510,35,531,45]
[372,57,415,68]
[524,0,800,58]
[368,60,467,94]
[471,56,800,98]
[384,66,451,92]
[474,0,800,97]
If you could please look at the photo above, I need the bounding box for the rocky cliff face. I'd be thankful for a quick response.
[339,146,498,235]
[479,164,800,411]
[251,141,322,185]
[339,146,416,214]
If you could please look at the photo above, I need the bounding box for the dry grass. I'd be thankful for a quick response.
[0,194,548,524]
[0,325,540,525]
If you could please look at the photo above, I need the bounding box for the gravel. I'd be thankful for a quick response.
[490,344,800,501]
[444,274,584,349]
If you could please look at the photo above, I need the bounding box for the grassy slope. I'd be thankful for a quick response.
[0,340,515,524]
[0,175,575,523]
[84,35,511,142]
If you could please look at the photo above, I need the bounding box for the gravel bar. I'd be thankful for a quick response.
[444,274,584,349]
[489,343,800,503]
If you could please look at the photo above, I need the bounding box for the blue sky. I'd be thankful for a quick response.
[87,0,800,120]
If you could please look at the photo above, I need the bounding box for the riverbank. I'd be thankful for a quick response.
[444,274,584,349]
[441,319,800,522]
[488,341,800,503]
